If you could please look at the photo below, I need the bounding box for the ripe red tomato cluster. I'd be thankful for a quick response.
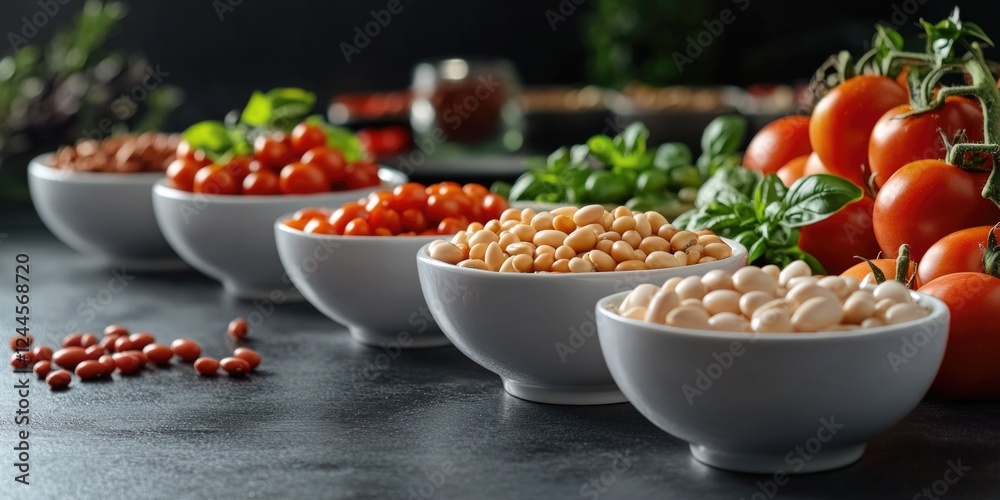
[282,182,509,236]
[165,123,381,195]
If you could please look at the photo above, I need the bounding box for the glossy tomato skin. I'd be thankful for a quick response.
[744,116,812,175]
[290,123,327,153]
[344,162,381,190]
[301,146,347,184]
[873,159,1000,260]
[776,155,809,188]
[868,96,983,188]
[799,196,881,274]
[918,226,998,285]
[242,170,281,195]
[810,75,908,186]
[279,162,328,195]
[919,272,1000,399]
[193,165,239,195]
[166,158,203,192]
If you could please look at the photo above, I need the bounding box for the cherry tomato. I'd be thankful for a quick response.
[462,183,491,202]
[242,170,281,195]
[279,162,328,194]
[798,196,881,274]
[840,259,918,287]
[329,203,367,234]
[290,123,327,153]
[254,134,293,169]
[744,116,812,175]
[919,272,1000,399]
[344,217,371,236]
[365,191,393,212]
[293,207,332,221]
[481,193,509,222]
[426,182,462,196]
[426,189,473,223]
[400,208,428,233]
[918,226,1000,285]
[437,217,466,235]
[166,158,203,192]
[345,162,381,190]
[176,140,209,164]
[391,183,429,212]
[873,159,1000,260]
[283,219,309,231]
[223,156,253,186]
[304,218,336,235]
[193,165,239,195]
[301,146,347,184]
[368,206,402,234]
[810,75,908,185]
[868,96,984,188]
[776,155,809,188]
[357,126,410,156]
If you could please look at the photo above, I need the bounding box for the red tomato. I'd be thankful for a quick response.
[840,259,919,287]
[868,96,984,188]
[368,206,402,234]
[744,116,812,175]
[279,162,328,194]
[357,126,410,156]
[426,182,462,196]
[301,146,347,184]
[798,197,881,274]
[283,219,309,231]
[165,158,203,192]
[919,272,1000,399]
[254,134,293,169]
[293,207,333,221]
[873,159,1000,260]
[481,193,508,222]
[918,226,1000,285]
[329,203,367,234]
[401,208,428,233]
[223,156,252,186]
[193,165,239,195]
[391,182,429,212]
[304,218,336,235]
[176,140,208,164]
[242,170,281,195]
[809,75,908,185]
[462,183,491,202]
[437,217,466,235]
[776,155,809,188]
[344,217,371,236]
[426,189,473,223]
[290,123,327,153]
[345,162,381,190]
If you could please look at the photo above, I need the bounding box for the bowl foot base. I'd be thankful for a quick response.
[689,443,865,474]
[502,380,627,405]
[222,281,304,303]
[349,327,452,349]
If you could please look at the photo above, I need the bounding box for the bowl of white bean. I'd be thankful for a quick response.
[275,221,449,348]
[595,263,950,474]
[415,204,748,405]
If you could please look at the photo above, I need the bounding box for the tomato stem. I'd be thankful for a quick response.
[984,224,1000,279]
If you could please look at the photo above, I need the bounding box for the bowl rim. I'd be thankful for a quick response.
[29,153,167,183]
[596,288,950,342]
[151,166,407,204]
[414,237,749,280]
[274,215,449,243]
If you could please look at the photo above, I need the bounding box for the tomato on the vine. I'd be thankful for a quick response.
[873,159,1000,260]
[917,226,1000,285]
[279,162,328,194]
[809,75,908,185]
[290,123,327,153]
[798,196,881,274]
[743,116,812,175]
[840,259,919,287]
[868,96,984,188]
[919,272,1000,399]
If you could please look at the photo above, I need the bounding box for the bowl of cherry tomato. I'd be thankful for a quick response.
[275,182,508,347]
[152,125,407,300]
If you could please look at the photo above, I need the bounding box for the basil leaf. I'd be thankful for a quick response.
[267,87,316,129]
[753,175,787,220]
[700,115,746,161]
[569,144,590,168]
[182,121,232,157]
[586,135,618,166]
[615,122,649,155]
[695,166,758,209]
[781,174,863,227]
[547,147,570,170]
[240,91,272,127]
[304,116,365,162]
[653,142,692,171]
[747,238,768,264]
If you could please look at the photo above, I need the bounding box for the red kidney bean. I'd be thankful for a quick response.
[129,332,156,350]
[170,339,201,362]
[79,334,98,348]
[61,333,84,348]
[143,344,172,365]
[100,336,119,351]
[75,360,105,379]
[194,357,219,376]
[9,334,32,351]
[114,337,135,353]
[233,348,260,370]
[123,350,148,366]
[11,352,33,369]
[98,355,117,375]
[52,347,88,370]
[46,369,71,389]
[220,357,250,375]
[32,346,52,361]
[84,345,105,361]
[33,360,51,378]
[227,318,249,339]
[112,353,141,375]
[103,325,129,338]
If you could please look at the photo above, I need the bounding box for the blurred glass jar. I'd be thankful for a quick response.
[410,58,524,153]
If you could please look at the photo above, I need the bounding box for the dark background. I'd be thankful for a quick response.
[2,0,997,131]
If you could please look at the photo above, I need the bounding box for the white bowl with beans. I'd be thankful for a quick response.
[595,267,950,473]
[28,154,183,270]
[415,205,747,405]
[275,221,449,348]
[152,168,406,301]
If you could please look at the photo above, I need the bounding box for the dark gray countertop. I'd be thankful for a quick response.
[1,221,999,500]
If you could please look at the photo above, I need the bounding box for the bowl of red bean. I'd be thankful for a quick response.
[27,133,185,270]
[595,263,949,474]
[414,204,748,405]
[275,182,508,347]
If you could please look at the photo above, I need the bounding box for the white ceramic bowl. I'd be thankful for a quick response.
[28,154,182,270]
[596,290,950,474]
[415,239,748,405]
[275,221,448,348]
[152,168,407,300]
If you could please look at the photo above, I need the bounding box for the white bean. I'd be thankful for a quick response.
[778,260,812,286]
[792,297,844,332]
